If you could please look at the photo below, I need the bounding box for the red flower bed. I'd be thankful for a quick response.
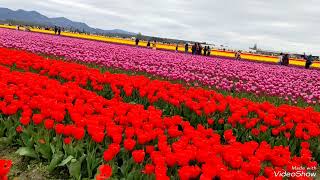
[0,56,318,179]
[0,48,319,144]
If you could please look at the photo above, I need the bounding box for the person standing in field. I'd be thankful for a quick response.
[195,43,200,55]
[152,41,157,50]
[191,44,196,54]
[282,54,289,66]
[203,46,207,56]
[176,44,179,52]
[207,46,211,56]
[199,44,203,55]
[281,54,285,65]
[135,38,139,46]
[185,43,189,53]
[58,27,61,35]
[195,43,198,55]
[305,54,313,69]
[235,51,240,60]
[278,53,283,65]
[54,26,58,35]
[147,40,151,48]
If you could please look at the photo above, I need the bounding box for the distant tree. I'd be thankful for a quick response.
[136,32,143,39]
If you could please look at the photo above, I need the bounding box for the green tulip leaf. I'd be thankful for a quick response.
[68,155,86,180]
[16,147,38,158]
[58,155,74,166]
[47,151,64,172]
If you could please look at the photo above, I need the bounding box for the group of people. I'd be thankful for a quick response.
[189,43,211,56]
[146,40,157,50]
[136,39,157,49]
[54,26,62,35]
[135,38,315,69]
[136,39,212,55]
[278,53,290,66]
[279,53,314,69]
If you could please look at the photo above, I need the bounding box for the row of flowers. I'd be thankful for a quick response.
[0,63,318,179]
[0,28,320,105]
[0,48,319,148]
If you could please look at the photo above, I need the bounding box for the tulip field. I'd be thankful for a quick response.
[1,24,319,69]
[0,29,319,179]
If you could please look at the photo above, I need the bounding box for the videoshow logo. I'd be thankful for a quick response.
[274,166,317,178]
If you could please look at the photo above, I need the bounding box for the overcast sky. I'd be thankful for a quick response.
[1,0,318,54]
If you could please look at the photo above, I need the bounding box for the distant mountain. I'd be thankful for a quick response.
[0,7,136,36]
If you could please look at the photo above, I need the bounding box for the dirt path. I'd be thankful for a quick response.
[0,146,69,180]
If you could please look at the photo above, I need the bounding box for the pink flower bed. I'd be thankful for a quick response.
[0,28,319,104]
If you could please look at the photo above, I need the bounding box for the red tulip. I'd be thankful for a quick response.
[44,119,54,130]
[16,125,23,133]
[143,164,154,174]
[124,138,136,151]
[63,137,72,145]
[97,164,112,179]
[132,150,145,163]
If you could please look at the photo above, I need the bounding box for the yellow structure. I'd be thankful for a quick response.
[0,24,318,68]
